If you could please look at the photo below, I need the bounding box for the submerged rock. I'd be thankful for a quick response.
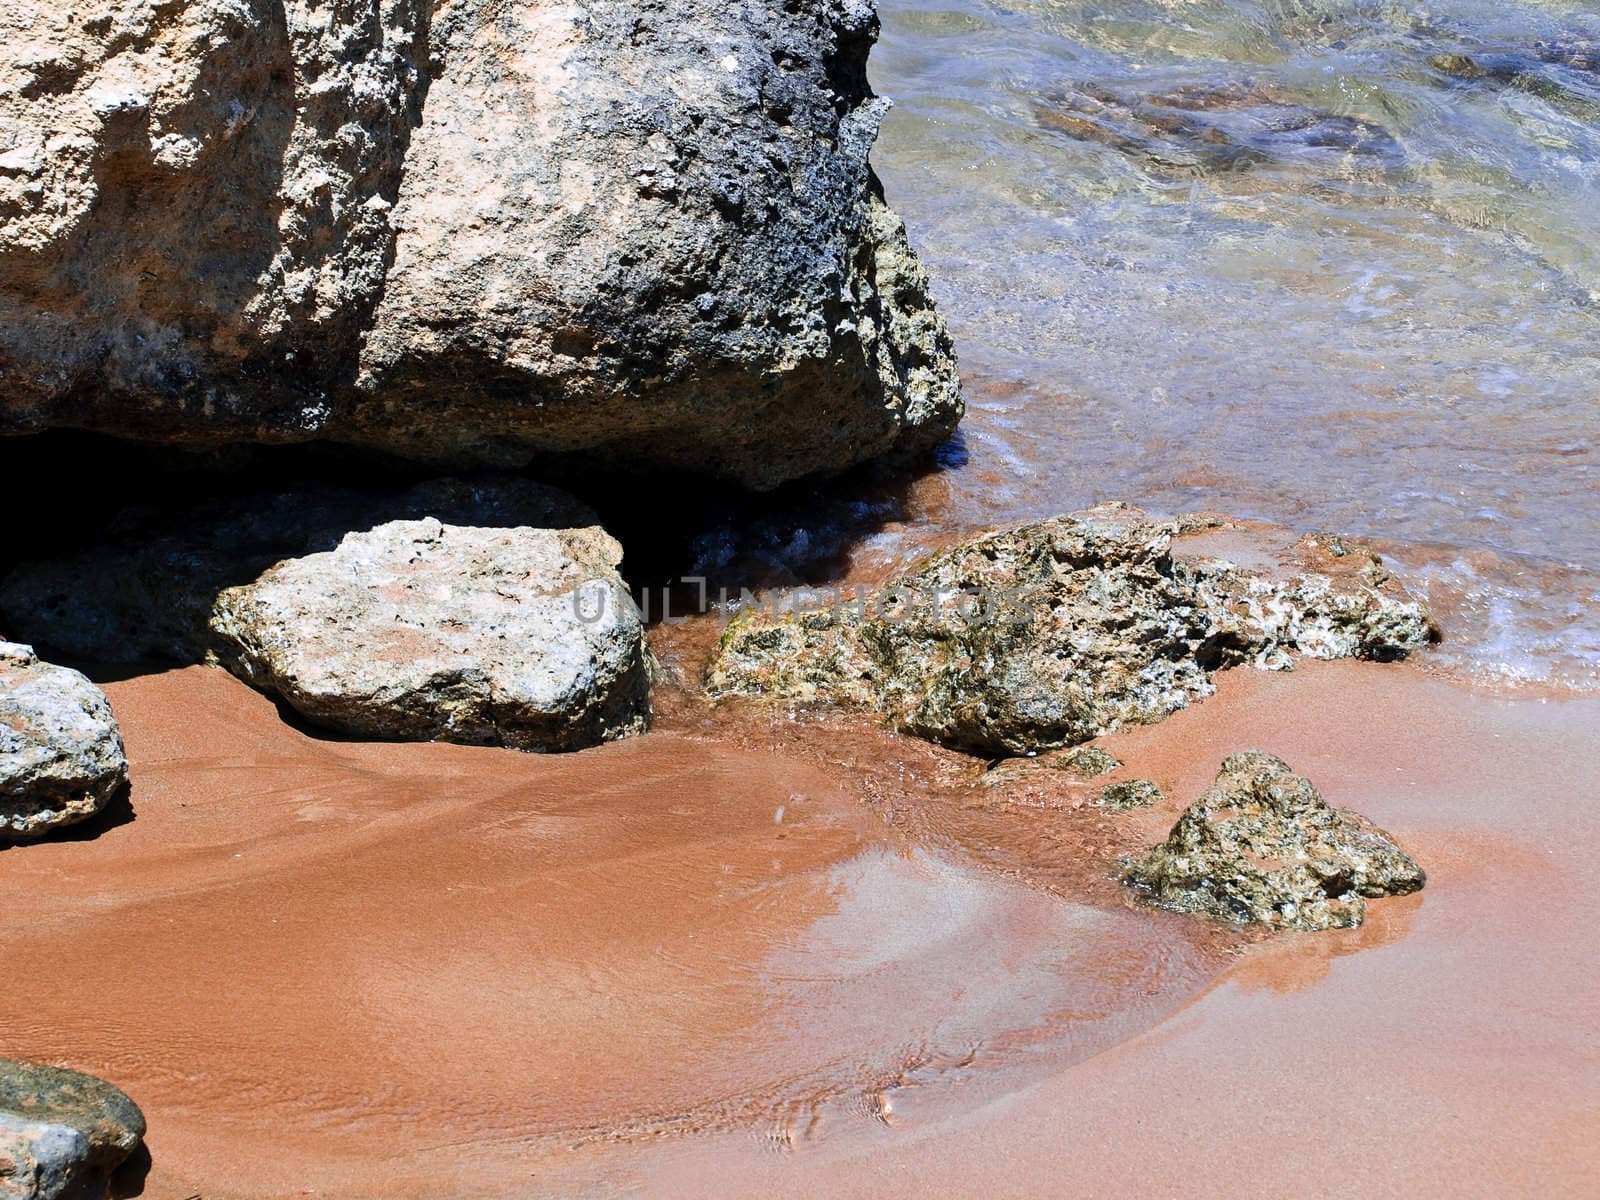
[979,744,1121,788]
[0,645,127,841]
[1096,779,1163,810]
[0,1060,145,1200]
[706,508,1435,756]
[1035,80,1403,178]
[1,480,651,753]
[0,0,960,489]
[1126,752,1425,931]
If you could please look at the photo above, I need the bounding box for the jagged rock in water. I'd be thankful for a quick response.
[0,645,127,841]
[0,1060,145,1199]
[1096,779,1163,810]
[0,0,960,489]
[1125,752,1425,931]
[706,507,1436,756]
[1,480,651,753]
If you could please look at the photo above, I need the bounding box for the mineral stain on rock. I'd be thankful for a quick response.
[1126,752,1426,931]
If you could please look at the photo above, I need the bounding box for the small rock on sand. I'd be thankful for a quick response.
[1125,751,1425,931]
[0,1060,145,1199]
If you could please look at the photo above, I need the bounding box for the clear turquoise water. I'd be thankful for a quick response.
[870,0,1599,690]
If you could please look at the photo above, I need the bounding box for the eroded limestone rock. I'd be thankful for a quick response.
[0,0,960,488]
[211,518,651,752]
[1125,752,1425,930]
[1096,779,1163,810]
[0,645,127,841]
[706,507,1435,755]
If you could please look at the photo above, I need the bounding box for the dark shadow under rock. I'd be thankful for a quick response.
[0,478,651,753]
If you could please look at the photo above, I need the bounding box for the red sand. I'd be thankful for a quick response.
[1,659,1595,1196]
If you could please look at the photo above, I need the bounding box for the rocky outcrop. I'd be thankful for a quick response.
[1126,752,1425,931]
[0,0,960,489]
[0,644,127,840]
[0,1060,145,1200]
[706,507,1436,755]
[1,479,651,752]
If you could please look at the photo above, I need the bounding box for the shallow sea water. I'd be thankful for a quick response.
[869,0,1600,690]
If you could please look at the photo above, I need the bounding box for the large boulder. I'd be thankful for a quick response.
[0,1060,145,1200]
[1,479,652,752]
[0,644,127,841]
[0,0,959,488]
[1125,752,1425,931]
[706,507,1436,755]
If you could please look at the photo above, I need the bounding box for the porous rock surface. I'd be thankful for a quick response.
[0,0,959,489]
[211,517,651,751]
[1,479,652,752]
[706,506,1436,755]
[0,1060,145,1200]
[0,644,127,841]
[1125,752,1426,931]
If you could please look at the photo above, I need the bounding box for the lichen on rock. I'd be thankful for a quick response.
[978,743,1121,788]
[1125,752,1426,931]
[0,1059,145,1200]
[1096,779,1163,810]
[706,507,1436,755]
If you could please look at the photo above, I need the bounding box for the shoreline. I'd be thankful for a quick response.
[2,651,1594,1196]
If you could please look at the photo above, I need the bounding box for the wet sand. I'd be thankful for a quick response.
[634,661,1600,1198]
[0,664,1226,1197]
[2,653,1595,1196]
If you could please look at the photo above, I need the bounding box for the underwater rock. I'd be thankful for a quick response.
[1034,80,1404,177]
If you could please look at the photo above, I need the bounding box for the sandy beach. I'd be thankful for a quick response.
[1,652,1592,1197]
